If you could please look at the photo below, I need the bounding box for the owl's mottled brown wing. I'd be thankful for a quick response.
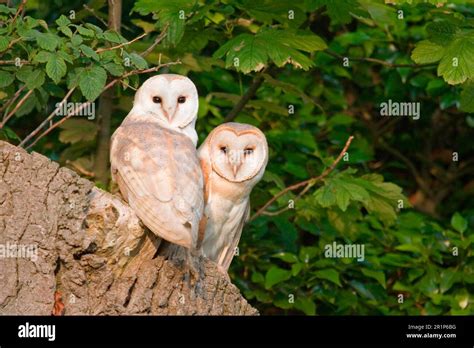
[110,121,203,249]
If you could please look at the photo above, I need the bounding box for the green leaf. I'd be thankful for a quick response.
[214,30,326,73]
[451,212,467,233]
[59,25,73,38]
[361,268,386,288]
[25,69,45,90]
[71,34,83,46]
[34,50,52,63]
[0,70,15,88]
[103,30,126,44]
[55,15,71,27]
[80,44,100,61]
[59,119,98,144]
[272,252,298,263]
[79,66,107,101]
[437,37,474,85]
[76,26,95,37]
[314,269,341,286]
[426,21,458,45]
[129,52,148,69]
[265,266,291,289]
[411,40,445,64]
[0,36,9,52]
[46,55,67,84]
[104,62,125,77]
[35,32,60,51]
[294,297,316,315]
[314,0,361,25]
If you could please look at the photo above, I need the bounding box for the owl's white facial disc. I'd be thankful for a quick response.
[209,124,268,183]
[133,74,199,129]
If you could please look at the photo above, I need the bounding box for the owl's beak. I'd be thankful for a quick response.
[162,106,175,122]
[232,164,240,178]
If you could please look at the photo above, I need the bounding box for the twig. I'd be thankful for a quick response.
[0,84,26,114]
[0,89,33,129]
[95,32,147,54]
[21,60,181,149]
[83,4,108,27]
[18,87,76,147]
[11,0,27,24]
[0,60,29,65]
[325,49,437,69]
[224,75,264,122]
[249,135,355,222]
[140,24,169,57]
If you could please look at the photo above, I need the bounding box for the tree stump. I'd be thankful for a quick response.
[0,141,257,315]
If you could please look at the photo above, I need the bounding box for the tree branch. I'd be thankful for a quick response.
[250,135,355,221]
[0,89,33,129]
[224,75,264,122]
[95,32,147,54]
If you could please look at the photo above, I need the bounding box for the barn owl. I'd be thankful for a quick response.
[128,74,199,146]
[198,122,268,273]
[110,74,203,255]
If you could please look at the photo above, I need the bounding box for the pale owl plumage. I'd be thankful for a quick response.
[198,123,268,272]
[110,74,203,250]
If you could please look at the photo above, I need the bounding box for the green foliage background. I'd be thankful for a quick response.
[1,0,473,315]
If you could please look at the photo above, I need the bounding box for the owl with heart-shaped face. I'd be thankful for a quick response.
[110,74,203,251]
[197,122,268,273]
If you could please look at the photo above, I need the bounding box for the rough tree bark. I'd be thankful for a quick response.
[0,141,257,315]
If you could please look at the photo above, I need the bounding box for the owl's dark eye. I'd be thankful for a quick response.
[152,96,162,104]
[220,146,227,154]
[244,148,254,155]
[177,96,186,104]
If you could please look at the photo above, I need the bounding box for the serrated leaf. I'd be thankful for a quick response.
[129,52,148,69]
[103,30,127,44]
[314,269,341,286]
[104,62,125,77]
[59,25,73,38]
[214,29,326,73]
[411,40,445,64]
[34,50,52,63]
[71,34,83,46]
[0,70,15,88]
[58,119,98,144]
[77,26,95,37]
[80,44,99,61]
[265,266,291,289]
[35,32,59,51]
[55,15,71,27]
[0,36,9,52]
[24,69,45,89]
[426,21,458,45]
[437,37,474,85]
[79,66,107,101]
[46,55,67,84]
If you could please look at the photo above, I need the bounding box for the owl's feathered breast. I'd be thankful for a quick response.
[110,120,203,249]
